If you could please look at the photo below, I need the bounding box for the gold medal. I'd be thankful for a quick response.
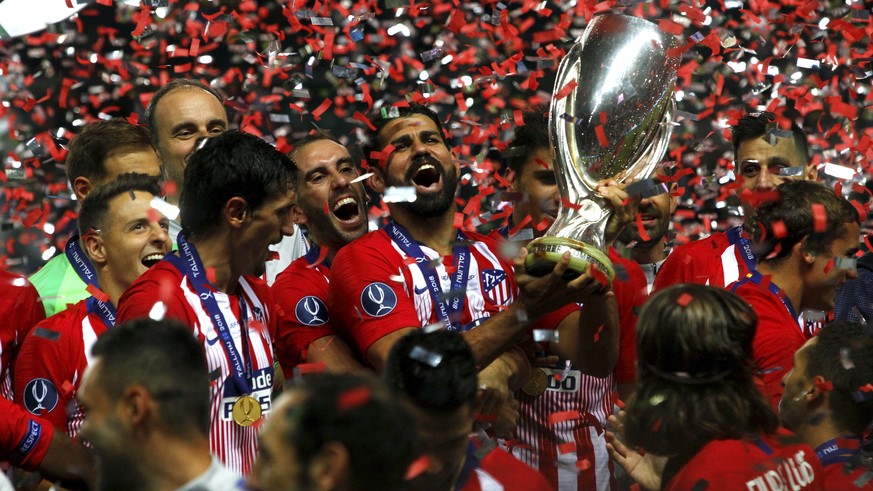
[232,395,262,427]
[521,368,549,398]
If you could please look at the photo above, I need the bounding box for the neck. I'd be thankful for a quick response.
[140,433,213,491]
[95,269,125,310]
[186,234,239,294]
[630,241,668,265]
[756,261,803,312]
[798,414,846,450]
[389,205,457,255]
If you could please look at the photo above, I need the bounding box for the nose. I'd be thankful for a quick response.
[152,223,171,248]
[331,169,350,190]
[755,166,778,191]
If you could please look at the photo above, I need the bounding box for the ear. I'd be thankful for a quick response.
[309,442,350,490]
[121,385,152,429]
[73,177,94,201]
[808,375,829,402]
[83,231,108,266]
[368,171,385,194]
[225,197,249,228]
[805,163,818,181]
[798,237,817,265]
[668,182,679,213]
[292,204,308,226]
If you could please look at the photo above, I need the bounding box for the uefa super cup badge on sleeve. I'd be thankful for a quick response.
[525,14,680,283]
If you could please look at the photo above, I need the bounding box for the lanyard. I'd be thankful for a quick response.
[303,243,331,269]
[384,221,470,331]
[733,271,798,320]
[66,232,117,327]
[816,436,861,466]
[167,234,253,395]
[726,225,757,274]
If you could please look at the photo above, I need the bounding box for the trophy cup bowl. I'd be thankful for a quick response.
[525,14,679,282]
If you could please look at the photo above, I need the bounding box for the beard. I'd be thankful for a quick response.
[387,156,458,219]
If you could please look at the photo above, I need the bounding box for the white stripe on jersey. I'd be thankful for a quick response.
[82,316,98,367]
[474,468,505,491]
[721,244,740,287]
[175,275,274,476]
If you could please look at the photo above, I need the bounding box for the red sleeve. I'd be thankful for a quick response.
[328,235,423,358]
[610,253,647,384]
[271,262,336,373]
[13,312,81,433]
[0,398,54,470]
[116,271,197,326]
[652,243,696,291]
[0,273,46,391]
[475,446,552,491]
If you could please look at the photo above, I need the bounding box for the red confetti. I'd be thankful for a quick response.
[576,458,592,471]
[559,442,577,455]
[405,455,430,480]
[635,214,650,242]
[337,386,371,411]
[593,324,604,343]
[548,411,580,425]
[554,79,578,100]
[86,284,110,303]
[811,204,827,233]
[306,245,329,268]
[815,379,834,392]
[676,293,694,307]
[24,208,43,229]
[296,362,327,374]
[771,220,787,239]
[595,125,608,147]
[311,98,332,121]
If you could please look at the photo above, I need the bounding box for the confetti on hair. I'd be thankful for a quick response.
[811,204,827,234]
[405,455,430,481]
[676,292,694,307]
[337,386,371,411]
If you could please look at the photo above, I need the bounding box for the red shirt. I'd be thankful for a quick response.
[609,249,647,385]
[1,397,53,470]
[271,245,336,373]
[0,270,45,400]
[329,229,516,358]
[730,274,808,408]
[117,259,278,476]
[666,431,824,491]
[461,438,551,491]
[654,226,754,291]
[14,299,108,439]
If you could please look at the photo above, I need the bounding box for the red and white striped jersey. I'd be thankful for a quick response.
[0,271,45,400]
[329,229,516,358]
[117,261,277,476]
[653,227,751,291]
[13,299,107,439]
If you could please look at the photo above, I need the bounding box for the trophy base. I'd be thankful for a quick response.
[524,237,615,283]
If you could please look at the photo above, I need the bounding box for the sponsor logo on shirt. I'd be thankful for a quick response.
[220,367,274,421]
[481,269,506,293]
[360,282,397,317]
[23,378,59,415]
[295,296,329,326]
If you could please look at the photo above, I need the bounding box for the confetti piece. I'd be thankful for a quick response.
[409,345,443,367]
[548,410,580,425]
[815,379,833,392]
[296,362,327,375]
[305,246,329,268]
[532,329,559,342]
[148,301,167,321]
[86,284,110,303]
[149,197,179,220]
[811,204,827,233]
[383,186,417,203]
[554,79,577,100]
[405,455,430,480]
[676,293,694,307]
[337,386,371,411]
[559,442,577,455]
[834,257,857,270]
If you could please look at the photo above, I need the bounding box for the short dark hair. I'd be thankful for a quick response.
[731,111,809,165]
[284,373,418,491]
[78,173,161,237]
[384,329,478,412]
[65,119,155,186]
[749,180,860,262]
[367,103,448,167]
[90,318,210,436]
[288,130,348,190]
[624,284,777,460]
[804,321,873,435]
[179,130,297,237]
[506,105,550,175]
[143,78,225,143]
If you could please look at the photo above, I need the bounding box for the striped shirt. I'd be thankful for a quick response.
[13,299,107,439]
[329,229,516,358]
[117,261,277,476]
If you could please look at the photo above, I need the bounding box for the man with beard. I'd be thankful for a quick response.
[15,173,172,439]
[501,106,641,490]
[78,317,244,491]
[654,111,816,290]
[779,321,873,490]
[273,132,366,373]
[117,131,296,475]
[731,180,859,408]
[330,104,619,446]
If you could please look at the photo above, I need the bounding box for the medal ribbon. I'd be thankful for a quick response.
[166,234,254,396]
[303,242,331,269]
[66,232,117,327]
[384,221,470,331]
[726,225,758,274]
[816,436,861,466]
[732,271,798,320]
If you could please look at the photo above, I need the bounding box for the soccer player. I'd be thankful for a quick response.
[731,180,859,407]
[385,329,551,491]
[117,130,296,475]
[250,373,417,491]
[330,103,614,379]
[78,317,244,491]
[780,321,873,489]
[501,106,641,490]
[272,131,366,374]
[29,119,162,317]
[608,284,824,491]
[145,78,307,281]
[654,111,816,290]
[15,173,171,438]
[0,271,45,399]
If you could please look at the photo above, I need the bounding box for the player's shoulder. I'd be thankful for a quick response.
[274,255,327,289]
[671,230,730,257]
[125,260,183,294]
[332,230,393,270]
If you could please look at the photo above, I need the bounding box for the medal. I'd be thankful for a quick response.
[232,395,262,427]
[521,368,549,397]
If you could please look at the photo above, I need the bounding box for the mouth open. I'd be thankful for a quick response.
[332,196,361,222]
[141,253,164,268]
[412,163,441,190]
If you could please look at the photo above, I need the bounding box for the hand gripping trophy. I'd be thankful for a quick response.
[525,14,679,282]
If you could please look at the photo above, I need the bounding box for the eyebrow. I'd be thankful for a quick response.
[169,118,227,135]
[303,157,355,179]
[739,156,793,167]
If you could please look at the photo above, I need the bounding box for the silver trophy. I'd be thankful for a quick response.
[525,14,679,282]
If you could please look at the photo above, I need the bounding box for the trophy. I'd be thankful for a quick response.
[525,14,679,282]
